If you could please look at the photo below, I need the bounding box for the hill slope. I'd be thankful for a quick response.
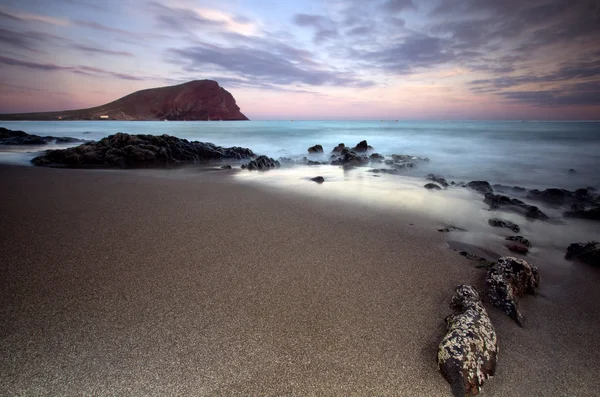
[0,80,249,121]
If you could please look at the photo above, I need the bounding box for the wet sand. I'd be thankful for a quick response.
[1,165,599,396]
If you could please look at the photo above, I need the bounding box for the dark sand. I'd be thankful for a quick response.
[1,165,599,396]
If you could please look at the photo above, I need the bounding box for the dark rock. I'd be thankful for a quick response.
[564,207,600,220]
[424,183,442,190]
[242,155,280,171]
[306,160,322,166]
[492,184,527,195]
[488,218,520,233]
[568,168,577,174]
[32,132,255,168]
[438,285,497,397]
[369,153,384,161]
[565,241,600,266]
[310,176,325,184]
[351,140,373,152]
[368,168,399,175]
[526,188,570,205]
[570,203,585,212]
[0,127,84,145]
[506,243,529,255]
[220,165,232,170]
[457,251,496,269]
[485,256,540,326]
[427,174,449,188]
[438,225,467,233]
[331,143,345,153]
[484,193,548,220]
[308,144,323,154]
[277,157,294,165]
[505,236,531,247]
[330,148,368,166]
[467,181,493,195]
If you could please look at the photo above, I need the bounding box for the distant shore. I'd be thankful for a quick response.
[1,165,599,396]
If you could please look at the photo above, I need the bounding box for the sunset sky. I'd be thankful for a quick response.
[0,0,599,120]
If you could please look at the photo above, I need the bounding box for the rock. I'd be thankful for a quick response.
[242,155,280,171]
[331,143,345,153]
[0,127,84,145]
[308,144,323,154]
[565,241,600,266]
[505,236,531,247]
[564,207,600,221]
[369,153,384,161]
[368,168,399,175]
[310,176,325,184]
[484,193,548,220]
[570,203,585,212]
[506,243,529,255]
[438,285,498,397]
[351,140,373,152]
[526,188,570,205]
[330,148,368,166]
[32,132,255,168]
[466,181,493,195]
[492,184,527,195]
[220,165,232,170]
[427,174,449,188]
[277,157,294,165]
[438,226,467,233]
[488,218,520,233]
[568,168,577,174]
[424,183,442,190]
[485,257,540,326]
[457,251,495,269]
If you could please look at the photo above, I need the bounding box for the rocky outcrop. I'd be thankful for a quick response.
[242,155,280,171]
[310,176,325,184]
[485,257,540,326]
[351,140,373,152]
[31,132,254,168]
[488,218,520,233]
[438,285,498,397]
[369,153,384,161]
[564,207,600,221]
[438,226,467,233]
[456,251,496,269]
[330,148,368,167]
[427,174,449,188]
[0,127,85,145]
[565,241,600,266]
[308,145,323,154]
[331,143,345,153]
[505,236,531,247]
[484,193,548,220]
[0,80,249,121]
[466,181,493,195]
[506,244,529,255]
[424,183,442,190]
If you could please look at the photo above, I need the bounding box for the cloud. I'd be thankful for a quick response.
[381,0,416,13]
[0,55,145,80]
[72,44,133,57]
[498,82,600,107]
[293,13,339,43]
[0,9,70,26]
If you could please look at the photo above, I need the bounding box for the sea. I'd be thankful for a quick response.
[1,120,599,273]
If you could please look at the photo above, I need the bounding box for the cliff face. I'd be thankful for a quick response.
[0,80,249,121]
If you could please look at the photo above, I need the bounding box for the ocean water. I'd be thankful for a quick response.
[1,120,599,190]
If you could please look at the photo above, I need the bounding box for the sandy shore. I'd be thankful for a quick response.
[1,165,599,396]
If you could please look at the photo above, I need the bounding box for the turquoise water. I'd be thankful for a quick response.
[1,120,599,190]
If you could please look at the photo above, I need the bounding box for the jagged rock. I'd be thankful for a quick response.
[306,160,323,166]
[330,148,368,166]
[484,193,548,220]
[456,251,495,269]
[242,155,280,171]
[564,207,600,221]
[505,236,531,247]
[485,257,540,326]
[331,143,345,153]
[351,140,373,152]
[310,176,325,184]
[32,132,254,168]
[427,174,449,188]
[438,285,497,397]
[369,153,384,161]
[492,184,527,195]
[0,127,85,145]
[466,181,493,195]
[565,241,600,266]
[368,168,399,175]
[527,188,570,205]
[506,244,529,255]
[488,218,520,233]
[220,165,232,170]
[308,144,323,153]
[438,226,467,233]
[424,183,442,190]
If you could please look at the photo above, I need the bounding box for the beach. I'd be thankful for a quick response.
[1,165,599,396]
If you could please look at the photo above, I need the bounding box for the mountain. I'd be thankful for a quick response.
[0,80,249,121]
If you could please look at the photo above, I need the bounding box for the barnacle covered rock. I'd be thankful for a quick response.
[485,256,539,326]
[438,285,498,397]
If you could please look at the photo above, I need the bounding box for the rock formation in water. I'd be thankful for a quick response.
[438,285,498,397]
[0,80,248,121]
[31,132,254,167]
[0,127,85,145]
[565,241,600,266]
[241,155,280,171]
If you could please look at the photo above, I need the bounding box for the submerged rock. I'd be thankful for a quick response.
[424,183,442,190]
[310,176,325,184]
[438,285,498,397]
[506,243,529,255]
[368,168,400,175]
[220,165,232,170]
[466,181,493,195]
[242,155,280,171]
[564,207,600,221]
[307,144,323,153]
[484,193,548,220]
[456,251,495,269]
[565,241,600,266]
[438,226,467,233]
[427,174,449,188]
[369,153,384,161]
[527,188,571,205]
[1,127,85,145]
[32,132,254,168]
[488,218,520,233]
[505,236,531,247]
[351,140,373,152]
[330,148,368,166]
[485,256,540,326]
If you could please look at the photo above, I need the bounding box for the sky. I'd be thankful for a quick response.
[0,0,599,120]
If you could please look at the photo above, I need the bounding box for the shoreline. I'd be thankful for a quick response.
[1,165,600,396]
